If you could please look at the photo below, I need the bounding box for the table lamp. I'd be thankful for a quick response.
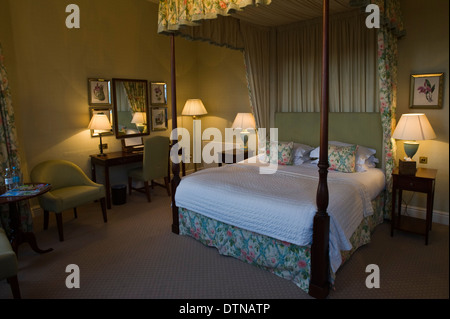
[392,113,436,174]
[232,113,256,150]
[131,111,147,133]
[182,99,208,165]
[88,112,112,156]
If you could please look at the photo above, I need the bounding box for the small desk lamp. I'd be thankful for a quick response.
[182,99,208,164]
[131,111,147,133]
[88,112,112,156]
[232,113,256,150]
[392,113,436,174]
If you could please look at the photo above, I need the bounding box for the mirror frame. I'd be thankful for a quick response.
[112,78,150,139]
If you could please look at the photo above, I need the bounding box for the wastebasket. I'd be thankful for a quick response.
[111,184,127,205]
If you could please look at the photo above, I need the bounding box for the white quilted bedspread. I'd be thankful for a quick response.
[175,161,385,272]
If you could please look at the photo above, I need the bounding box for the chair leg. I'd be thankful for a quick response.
[128,177,133,195]
[55,213,64,242]
[144,181,151,202]
[100,198,107,223]
[74,207,78,219]
[7,275,21,299]
[164,176,171,196]
[43,210,49,230]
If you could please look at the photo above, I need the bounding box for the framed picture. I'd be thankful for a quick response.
[88,78,112,106]
[409,73,444,109]
[151,107,168,131]
[150,82,167,105]
[89,108,114,137]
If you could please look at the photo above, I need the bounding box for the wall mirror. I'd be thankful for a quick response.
[112,78,150,139]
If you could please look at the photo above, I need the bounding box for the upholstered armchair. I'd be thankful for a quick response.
[128,136,171,202]
[0,227,20,298]
[30,160,107,241]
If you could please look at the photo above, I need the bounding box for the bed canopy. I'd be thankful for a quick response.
[155,0,405,298]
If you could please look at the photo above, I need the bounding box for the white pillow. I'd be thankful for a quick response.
[292,143,314,158]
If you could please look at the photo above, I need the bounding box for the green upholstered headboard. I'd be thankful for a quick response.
[274,112,383,163]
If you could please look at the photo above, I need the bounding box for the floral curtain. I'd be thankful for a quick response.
[122,82,147,113]
[157,0,272,34]
[373,0,405,218]
[0,44,33,235]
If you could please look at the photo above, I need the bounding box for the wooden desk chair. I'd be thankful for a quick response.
[128,136,171,202]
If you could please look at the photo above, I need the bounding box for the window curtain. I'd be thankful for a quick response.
[0,44,33,235]
[373,0,405,218]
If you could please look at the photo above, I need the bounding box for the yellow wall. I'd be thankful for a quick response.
[398,0,449,215]
[1,0,249,185]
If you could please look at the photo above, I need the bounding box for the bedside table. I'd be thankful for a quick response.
[217,149,250,167]
[391,167,437,245]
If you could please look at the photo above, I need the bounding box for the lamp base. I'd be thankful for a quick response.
[399,159,416,175]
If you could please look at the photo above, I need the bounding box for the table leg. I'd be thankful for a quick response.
[8,202,53,256]
[391,187,396,236]
[104,165,111,209]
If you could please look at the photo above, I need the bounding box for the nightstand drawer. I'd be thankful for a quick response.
[395,177,431,192]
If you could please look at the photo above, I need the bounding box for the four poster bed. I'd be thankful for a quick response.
[156,0,404,298]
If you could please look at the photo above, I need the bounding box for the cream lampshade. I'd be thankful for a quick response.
[182,99,208,119]
[232,113,256,150]
[392,113,436,160]
[88,113,112,156]
[131,111,147,133]
[182,99,208,166]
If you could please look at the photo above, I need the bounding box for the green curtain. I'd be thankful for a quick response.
[0,44,33,235]
[374,0,405,218]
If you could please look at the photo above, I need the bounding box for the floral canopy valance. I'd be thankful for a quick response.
[157,0,404,36]
[157,0,272,34]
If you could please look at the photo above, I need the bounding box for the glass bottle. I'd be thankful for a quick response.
[4,167,13,191]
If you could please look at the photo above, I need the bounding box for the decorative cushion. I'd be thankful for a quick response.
[265,141,294,165]
[328,144,358,173]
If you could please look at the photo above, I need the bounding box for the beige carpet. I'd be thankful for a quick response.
[1,186,448,300]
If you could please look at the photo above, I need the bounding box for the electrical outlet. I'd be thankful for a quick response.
[101,143,108,150]
[419,156,427,164]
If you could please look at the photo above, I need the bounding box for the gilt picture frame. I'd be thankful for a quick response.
[409,73,444,109]
[150,82,167,105]
[151,107,168,131]
[88,78,112,106]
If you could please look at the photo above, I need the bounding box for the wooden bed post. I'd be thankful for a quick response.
[309,0,330,299]
[170,34,181,234]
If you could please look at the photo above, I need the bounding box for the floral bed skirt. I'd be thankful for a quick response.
[178,191,385,293]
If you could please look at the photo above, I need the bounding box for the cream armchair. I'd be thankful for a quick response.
[30,160,107,241]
